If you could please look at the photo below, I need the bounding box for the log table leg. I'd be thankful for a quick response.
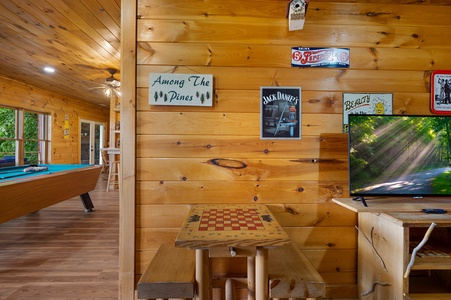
[225,278,237,300]
[196,249,210,300]
[247,256,255,300]
[255,247,268,300]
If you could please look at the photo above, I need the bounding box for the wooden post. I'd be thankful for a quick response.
[225,278,236,300]
[118,0,136,299]
[255,247,268,300]
[247,257,255,300]
[196,249,210,300]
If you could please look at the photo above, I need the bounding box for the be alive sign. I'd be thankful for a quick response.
[342,93,393,133]
[149,73,213,106]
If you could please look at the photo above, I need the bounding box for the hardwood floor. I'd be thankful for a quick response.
[0,176,119,299]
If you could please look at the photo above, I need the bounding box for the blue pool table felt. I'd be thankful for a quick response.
[0,164,95,181]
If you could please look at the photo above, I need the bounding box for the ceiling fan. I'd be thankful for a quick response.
[94,68,121,97]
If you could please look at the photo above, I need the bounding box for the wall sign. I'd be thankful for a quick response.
[292,47,350,68]
[149,73,213,106]
[261,87,301,140]
[63,114,70,138]
[431,70,451,114]
[287,0,309,31]
[342,93,393,133]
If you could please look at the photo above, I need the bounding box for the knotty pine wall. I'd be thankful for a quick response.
[132,0,451,299]
[0,75,109,163]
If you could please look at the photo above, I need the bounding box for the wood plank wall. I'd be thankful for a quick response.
[133,0,451,298]
[0,76,109,163]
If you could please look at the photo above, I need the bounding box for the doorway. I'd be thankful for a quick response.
[80,120,105,165]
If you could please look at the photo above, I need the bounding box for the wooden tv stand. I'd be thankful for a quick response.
[333,197,451,299]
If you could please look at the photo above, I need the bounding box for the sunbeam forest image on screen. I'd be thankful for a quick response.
[348,115,451,197]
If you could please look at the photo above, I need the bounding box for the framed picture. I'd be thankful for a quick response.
[261,87,301,139]
[342,93,393,133]
[431,70,451,114]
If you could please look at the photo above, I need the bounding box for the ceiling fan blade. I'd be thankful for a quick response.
[110,80,121,87]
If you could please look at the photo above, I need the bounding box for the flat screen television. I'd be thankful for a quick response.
[348,114,451,201]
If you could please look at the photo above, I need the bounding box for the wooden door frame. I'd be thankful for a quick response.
[80,119,105,165]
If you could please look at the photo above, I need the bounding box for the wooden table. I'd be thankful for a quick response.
[333,197,451,298]
[175,204,291,300]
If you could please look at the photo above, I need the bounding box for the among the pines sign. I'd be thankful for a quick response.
[149,73,213,106]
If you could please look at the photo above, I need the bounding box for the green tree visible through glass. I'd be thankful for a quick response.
[0,108,42,165]
[0,107,16,158]
[24,111,39,164]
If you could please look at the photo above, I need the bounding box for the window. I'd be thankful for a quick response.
[0,107,51,167]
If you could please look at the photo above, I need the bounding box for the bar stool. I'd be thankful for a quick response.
[107,160,120,192]
[100,150,109,175]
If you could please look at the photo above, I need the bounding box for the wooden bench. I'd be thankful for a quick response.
[137,244,196,300]
[268,243,326,300]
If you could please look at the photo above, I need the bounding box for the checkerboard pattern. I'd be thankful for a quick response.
[198,208,265,231]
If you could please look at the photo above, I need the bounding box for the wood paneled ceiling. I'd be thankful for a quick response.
[0,0,121,107]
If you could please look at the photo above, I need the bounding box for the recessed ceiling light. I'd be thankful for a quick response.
[44,66,55,73]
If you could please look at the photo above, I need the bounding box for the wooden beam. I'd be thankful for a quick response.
[119,0,137,299]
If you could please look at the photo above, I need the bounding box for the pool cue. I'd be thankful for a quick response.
[0,170,49,180]
[0,165,34,173]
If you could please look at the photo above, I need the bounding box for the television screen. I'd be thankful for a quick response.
[348,114,451,197]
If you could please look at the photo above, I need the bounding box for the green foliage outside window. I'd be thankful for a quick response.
[0,107,15,157]
[24,111,39,164]
[0,107,43,165]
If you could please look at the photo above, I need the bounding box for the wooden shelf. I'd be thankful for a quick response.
[411,257,451,270]
[109,96,120,150]
[409,293,451,299]
[410,274,451,292]
[410,236,451,270]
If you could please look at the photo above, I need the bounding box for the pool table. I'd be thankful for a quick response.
[0,164,101,224]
